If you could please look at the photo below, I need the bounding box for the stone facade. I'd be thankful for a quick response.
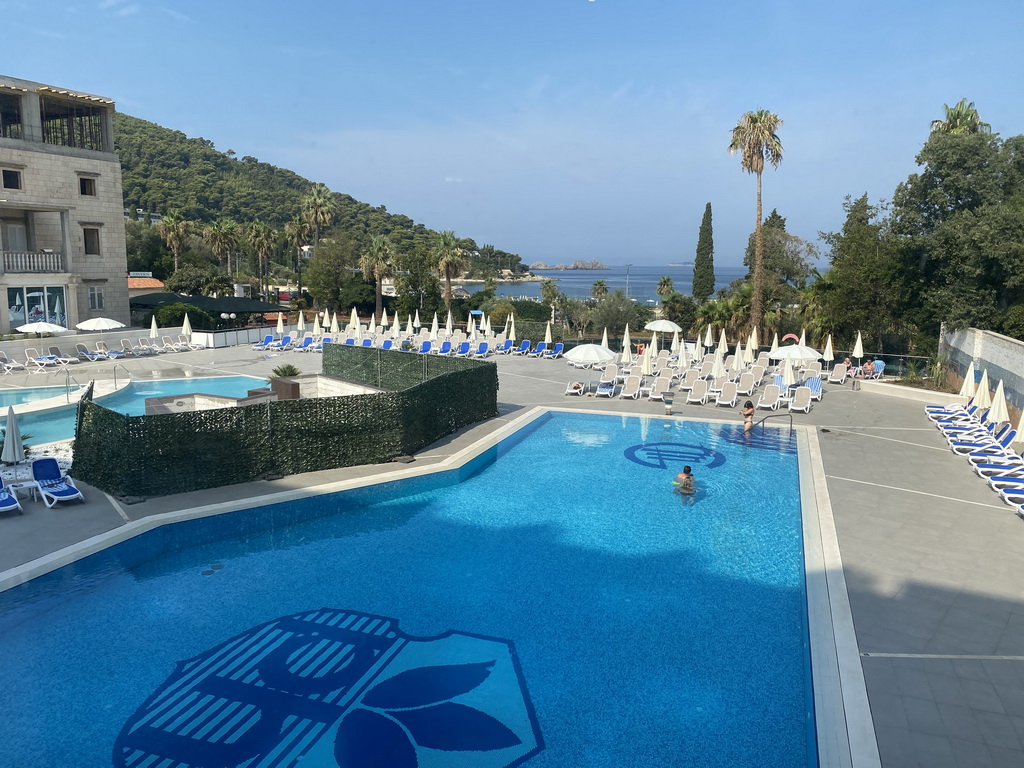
[0,75,129,333]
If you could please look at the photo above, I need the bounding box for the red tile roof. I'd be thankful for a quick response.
[128,277,165,289]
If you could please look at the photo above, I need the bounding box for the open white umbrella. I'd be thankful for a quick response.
[544,321,552,345]
[565,344,616,366]
[645,319,682,333]
[600,327,609,348]
[330,312,340,335]
[732,342,745,373]
[958,362,976,399]
[704,325,714,347]
[769,332,779,353]
[975,370,992,409]
[312,313,322,337]
[769,344,821,361]
[430,313,439,340]
[989,380,1010,425]
[2,406,25,481]
[182,313,193,337]
[852,331,864,361]
[717,329,728,356]
[276,314,285,336]
[17,322,66,335]
[414,310,421,330]
[620,325,633,365]
[822,334,835,363]
[75,317,125,331]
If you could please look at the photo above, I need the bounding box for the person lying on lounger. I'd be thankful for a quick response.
[566,381,586,395]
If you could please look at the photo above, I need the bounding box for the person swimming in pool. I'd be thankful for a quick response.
[673,465,695,498]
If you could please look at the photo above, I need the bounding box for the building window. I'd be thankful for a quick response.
[2,169,21,190]
[8,286,66,327]
[88,287,104,310]
[83,227,101,256]
[0,93,23,139]
[40,96,108,151]
[79,177,96,196]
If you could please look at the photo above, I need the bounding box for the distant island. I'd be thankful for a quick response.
[530,259,608,270]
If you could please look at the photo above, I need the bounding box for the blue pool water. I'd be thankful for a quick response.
[0,413,813,767]
[16,376,267,444]
[0,384,81,408]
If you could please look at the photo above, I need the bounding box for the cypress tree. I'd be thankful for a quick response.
[692,202,715,303]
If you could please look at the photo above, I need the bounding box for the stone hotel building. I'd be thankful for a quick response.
[0,75,128,333]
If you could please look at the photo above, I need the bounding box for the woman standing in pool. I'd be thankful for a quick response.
[741,400,755,433]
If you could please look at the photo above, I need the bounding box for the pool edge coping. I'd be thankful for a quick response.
[0,407,879,768]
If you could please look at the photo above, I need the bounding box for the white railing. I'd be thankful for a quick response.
[2,251,66,273]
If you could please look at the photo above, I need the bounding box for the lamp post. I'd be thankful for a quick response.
[298,244,313,304]
[624,263,633,298]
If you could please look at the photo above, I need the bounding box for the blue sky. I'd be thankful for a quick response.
[5,0,1023,266]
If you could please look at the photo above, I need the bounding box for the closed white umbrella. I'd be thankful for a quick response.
[975,370,992,409]
[502,314,510,337]
[430,313,439,340]
[296,311,306,334]
[484,315,492,336]
[330,312,340,335]
[958,362,976,399]
[693,335,704,361]
[509,314,517,343]
[150,315,160,339]
[822,334,835,363]
[276,314,285,336]
[769,332,779,353]
[182,313,193,337]
[640,342,654,377]
[781,357,797,389]
[564,344,616,366]
[711,352,726,380]
[732,342,745,373]
[649,331,658,356]
[717,329,728,356]
[465,315,473,334]
[414,310,421,330]
[2,406,25,481]
[470,322,478,342]
[676,339,690,371]
[620,325,633,365]
[798,328,807,347]
[670,330,679,354]
[704,325,714,347]
[406,315,414,335]
[544,321,552,345]
[743,340,755,366]
[600,327,609,348]
[75,317,125,331]
[749,327,759,352]
[445,310,454,338]
[989,380,1010,425]
[380,308,389,331]
[347,307,359,335]
[852,331,864,361]
[312,313,322,336]
[389,313,400,339]
[1017,408,1024,444]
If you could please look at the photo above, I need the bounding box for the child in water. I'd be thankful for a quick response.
[673,465,695,501]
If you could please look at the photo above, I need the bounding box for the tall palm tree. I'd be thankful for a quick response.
[930,98,991,135]
[284,215,312,298]
[729,109,783,328]
[155,210,191,272]
[433,230,466,310]
[247,221,278,300]
[361,234,395,322]
[592,279,609,300]
[204,219,239,278]
[302,183,337,252]
[656,276,674,299]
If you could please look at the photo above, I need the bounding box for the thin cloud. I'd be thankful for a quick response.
[159,6,192,23]
[114,4,139,16]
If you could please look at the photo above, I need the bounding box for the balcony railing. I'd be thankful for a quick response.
[2,251,66,273]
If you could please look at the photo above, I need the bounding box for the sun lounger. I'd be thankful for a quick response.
[619,375,642,399]
[686,379,709,405]
[435,340,453,355]
[648,376,672,401]
[757,384,782,410]
[544,342,564,359]
[511,340,531,356]
[379,339,394,351]
[139,338,163,355]
[677,369,699,392]
[455,341,472,357]
[827,363,848,385]
[25,347,60,372]
[252,334,275,351]
[31,457,84,507]
[0,351,27,373]
[595,381,616,397]
[161,335,185,352]
[95,341,127,359]
[527,342,548,358]
[177,335,202,351]
[268,335,293,351]
[47,346,78,366]
[788,386,813,413]
[0,477,23,515]
[493,339,514,355]
[806,377,823,401]
[473,342,490,358]
[417,340,433,354]
[75,344,104,362]
[735,372,755,397]
[565,380,586,396]
[715,381,739,407]
[292,336,316,352]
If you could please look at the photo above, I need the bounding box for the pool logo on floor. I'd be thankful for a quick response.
[624,442,726,470]
[114,608,543,768]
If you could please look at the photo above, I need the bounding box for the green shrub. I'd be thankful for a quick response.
[1002,305,1024,341]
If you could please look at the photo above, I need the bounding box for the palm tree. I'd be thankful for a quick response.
[155,210,191,272]
[433,230,466,310]
[592,279,609,300]
[204,219,239,278]
[284,215,312,298]
[302,183,337,252]
[931,99,991,135]
[361,234,395,321]
[247,221,277,300]
[656,276,674,299]
[729,109,784,329]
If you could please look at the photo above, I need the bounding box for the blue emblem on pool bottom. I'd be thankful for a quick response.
[114,608,543,768]
[624,442,726,470]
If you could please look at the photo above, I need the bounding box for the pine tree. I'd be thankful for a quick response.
[692,202,715,303]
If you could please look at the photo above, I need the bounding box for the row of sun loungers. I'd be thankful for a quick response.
[0,457,85,515]
[0,336,202,374]
[926,401,1024,519]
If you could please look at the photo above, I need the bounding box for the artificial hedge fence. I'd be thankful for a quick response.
[73,345,498,497]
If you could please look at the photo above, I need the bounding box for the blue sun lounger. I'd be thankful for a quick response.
[252,334,275,351]
[31,457,84,508]
[0,477,23,514]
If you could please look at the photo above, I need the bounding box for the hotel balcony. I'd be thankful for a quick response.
[2,250,66,273]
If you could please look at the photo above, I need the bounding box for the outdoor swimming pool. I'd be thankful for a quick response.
[0,384,81,409]
[15,376,267,444]
[0,412,814,767]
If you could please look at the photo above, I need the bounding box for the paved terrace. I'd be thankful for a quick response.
[2,344,1023,767]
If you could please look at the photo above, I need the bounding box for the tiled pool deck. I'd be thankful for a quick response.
[2,345,1023,767]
